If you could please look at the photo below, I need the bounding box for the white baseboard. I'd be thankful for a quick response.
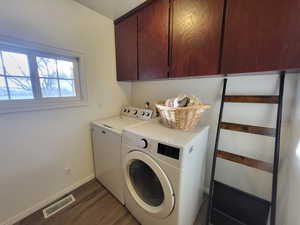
[1,174,95,225]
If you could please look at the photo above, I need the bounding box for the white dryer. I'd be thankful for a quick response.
[122,120,209,225]
[91,107,153,204]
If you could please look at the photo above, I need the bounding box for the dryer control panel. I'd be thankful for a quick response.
[121,107,153,120]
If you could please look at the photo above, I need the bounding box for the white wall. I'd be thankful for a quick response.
[0,0,131,224]
[75,0,146,19]
[277,75,300,225]
[132,73,297,207]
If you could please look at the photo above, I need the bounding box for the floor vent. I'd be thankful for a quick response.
[43,194,75,219]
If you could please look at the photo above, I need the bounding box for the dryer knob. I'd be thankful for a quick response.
[141,138,148,149]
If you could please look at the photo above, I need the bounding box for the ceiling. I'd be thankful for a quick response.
[74,0,146,20]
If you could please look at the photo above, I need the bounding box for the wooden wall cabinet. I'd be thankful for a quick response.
[115,0,224,81]
[115,0,169,81]
[170,0,225,77]
[221,0,300,74]
[115,15,138,81]
[138,0,169,80]
[115,0,300,81]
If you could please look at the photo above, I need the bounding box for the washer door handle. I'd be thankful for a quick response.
[141,138,148,149]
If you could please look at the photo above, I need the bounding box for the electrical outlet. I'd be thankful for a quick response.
[64,167,71,175]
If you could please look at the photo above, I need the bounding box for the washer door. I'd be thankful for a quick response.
[124,151,175,218]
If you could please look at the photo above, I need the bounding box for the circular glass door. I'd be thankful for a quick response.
[124,151,175,218]
[129,159,164,207]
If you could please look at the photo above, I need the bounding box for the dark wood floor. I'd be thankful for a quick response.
[14,179,207,225]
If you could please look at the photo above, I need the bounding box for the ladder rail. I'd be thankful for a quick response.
[206,78,227,225]
[270,71,285,225]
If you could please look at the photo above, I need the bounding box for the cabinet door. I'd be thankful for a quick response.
[138,0,169,80]
[170,0,224,77]
[115,15,138,81]
[221,0,300,74]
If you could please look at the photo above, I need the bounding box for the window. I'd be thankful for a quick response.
[0,49,78,100]
[0,39,86,113]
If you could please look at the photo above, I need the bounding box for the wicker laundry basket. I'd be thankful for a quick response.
[155,101,210,131]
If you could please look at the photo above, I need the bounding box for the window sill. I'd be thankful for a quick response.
[0,97,88,114]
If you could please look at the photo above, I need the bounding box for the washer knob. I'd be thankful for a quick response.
[141,138,148,149]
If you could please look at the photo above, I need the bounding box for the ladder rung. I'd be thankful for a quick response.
[220,122,276,137]
[212,208,246,225]
[217,150,273,173]
[224,95,279,104]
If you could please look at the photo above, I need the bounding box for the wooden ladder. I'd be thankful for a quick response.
[206,72,285,225]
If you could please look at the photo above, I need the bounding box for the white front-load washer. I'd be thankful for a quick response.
[91,107,153,204]
[122,120,209,225]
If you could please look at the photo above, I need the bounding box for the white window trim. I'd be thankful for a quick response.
[0,35,88,114]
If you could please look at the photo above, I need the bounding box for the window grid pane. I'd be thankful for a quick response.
[57,60,74,79]
[2,51,30,76]
[0,52,4,75]
[59,79,76,97]
[40,78,60,98]
[7,77,34,100]
[37,57,58,78]
[0,76,9,100]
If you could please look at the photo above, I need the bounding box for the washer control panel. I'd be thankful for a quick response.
[122,131,182,168]
[121,107,153,120]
